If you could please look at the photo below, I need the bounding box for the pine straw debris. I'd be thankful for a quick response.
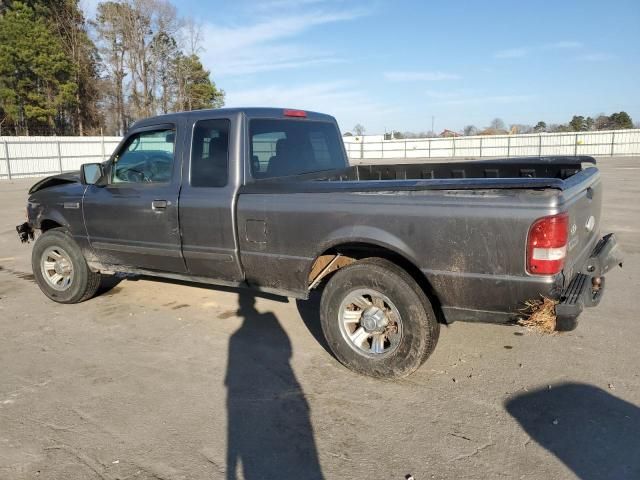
[518,297,559,334]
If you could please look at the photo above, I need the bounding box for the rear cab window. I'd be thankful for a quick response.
[250,119,345,179]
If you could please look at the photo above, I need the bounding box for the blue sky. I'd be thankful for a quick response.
[83,0,640,134]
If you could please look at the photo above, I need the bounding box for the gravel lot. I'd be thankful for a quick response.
[1,157,639,480]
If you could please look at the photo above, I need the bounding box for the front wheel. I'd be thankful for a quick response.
[320,258,440,378]
[32,228,101,303]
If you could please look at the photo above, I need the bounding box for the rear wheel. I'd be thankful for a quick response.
[32,228,101,303]
[320,257,439,378]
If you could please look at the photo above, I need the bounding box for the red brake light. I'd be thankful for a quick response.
[283,109,307,118]
[526,213,569,275]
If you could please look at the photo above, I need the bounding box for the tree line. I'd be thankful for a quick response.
[0,0,224,136]
[347,111,636,139]
[464,111,635,137]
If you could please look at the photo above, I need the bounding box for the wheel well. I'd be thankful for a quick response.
[309,242,443,319]
[40,219,63,232]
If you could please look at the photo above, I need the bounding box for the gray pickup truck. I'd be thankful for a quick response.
[17,108,622,378]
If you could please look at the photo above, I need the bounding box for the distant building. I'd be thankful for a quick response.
[439,129,461,137]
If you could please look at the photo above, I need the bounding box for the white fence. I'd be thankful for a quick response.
[0,136,121,180]
[2,129,640,180]
[344,129,640,161]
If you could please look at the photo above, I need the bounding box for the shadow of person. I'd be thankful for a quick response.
[226,294,324,480]
[295,291,332,357]
[505,382,640,480]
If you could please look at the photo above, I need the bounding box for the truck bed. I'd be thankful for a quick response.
[241,156,597,194]
[237,154,603,320]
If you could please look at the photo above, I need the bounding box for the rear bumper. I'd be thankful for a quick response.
[555,233,623,331]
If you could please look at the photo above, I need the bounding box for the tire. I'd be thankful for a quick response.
[32,228,101,304]
[554,315,578,332]
[320,257,440,378]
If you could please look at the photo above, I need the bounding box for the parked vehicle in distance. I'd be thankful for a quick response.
[17,108,623,378]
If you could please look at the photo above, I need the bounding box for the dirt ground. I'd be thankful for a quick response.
[1,157,639,480]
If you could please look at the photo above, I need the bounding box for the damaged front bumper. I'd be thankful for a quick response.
[16,222,35,243]
[555,233,623,331]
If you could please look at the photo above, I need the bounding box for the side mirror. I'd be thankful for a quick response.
[81,163,104,185]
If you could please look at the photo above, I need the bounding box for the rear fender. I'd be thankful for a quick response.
[308,225,421,279]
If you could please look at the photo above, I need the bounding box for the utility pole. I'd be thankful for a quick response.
[431,116,435,135]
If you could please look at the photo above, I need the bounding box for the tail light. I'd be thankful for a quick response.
[527,213,569,275]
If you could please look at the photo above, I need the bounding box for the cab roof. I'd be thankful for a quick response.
[130,107,337,130]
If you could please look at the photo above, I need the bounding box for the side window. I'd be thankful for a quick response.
[112,129,175,184]
[309,131,332,168]
[191,119,230,187]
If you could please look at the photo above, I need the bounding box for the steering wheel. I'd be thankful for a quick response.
[118,167,150,183]
[145,154,171,181]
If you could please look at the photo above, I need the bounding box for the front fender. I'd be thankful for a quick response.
[28,201,72,231]
[27,181,86,236]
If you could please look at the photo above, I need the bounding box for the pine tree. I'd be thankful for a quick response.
[0,1,76,134]
[49,0,102,135]
[609,112,633,130]
[173,54,224,111]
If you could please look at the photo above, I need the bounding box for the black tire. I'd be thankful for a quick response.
[32,228,101,304]
[555,315,578,332]
[320,257,440,378]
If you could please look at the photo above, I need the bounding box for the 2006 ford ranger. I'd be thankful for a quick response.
[17,108,623,378]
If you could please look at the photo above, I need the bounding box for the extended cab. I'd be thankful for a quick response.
[17,108,623,378]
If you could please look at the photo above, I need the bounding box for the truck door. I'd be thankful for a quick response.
[83,123,186,273]
[178,116,244,283]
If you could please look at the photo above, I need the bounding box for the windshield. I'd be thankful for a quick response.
[249,119,346,178]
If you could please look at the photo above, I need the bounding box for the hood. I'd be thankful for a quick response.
[29,171,80,194]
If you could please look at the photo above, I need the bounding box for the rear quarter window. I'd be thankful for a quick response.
[190,119,230,188]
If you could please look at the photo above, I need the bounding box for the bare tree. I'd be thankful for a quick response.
[183,17,203,56]
[150,1,181,114]
[95,1,129,134]
[463,125,478,136]
[353,124,365,136]
[115,0,183,119]
[121,0,152,118]
[594,114,611,130]
[489,118,506,131]
[94,0,223,130]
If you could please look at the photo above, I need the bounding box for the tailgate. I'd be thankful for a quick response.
[562,168,603,281]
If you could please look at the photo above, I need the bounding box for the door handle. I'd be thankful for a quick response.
[152,200,168,210]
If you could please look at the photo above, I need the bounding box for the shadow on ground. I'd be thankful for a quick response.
[506,382,640,480]
[119,274,289,303]
[225,293,324,479]
[295,291,332,356]
[100,274,327,478]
